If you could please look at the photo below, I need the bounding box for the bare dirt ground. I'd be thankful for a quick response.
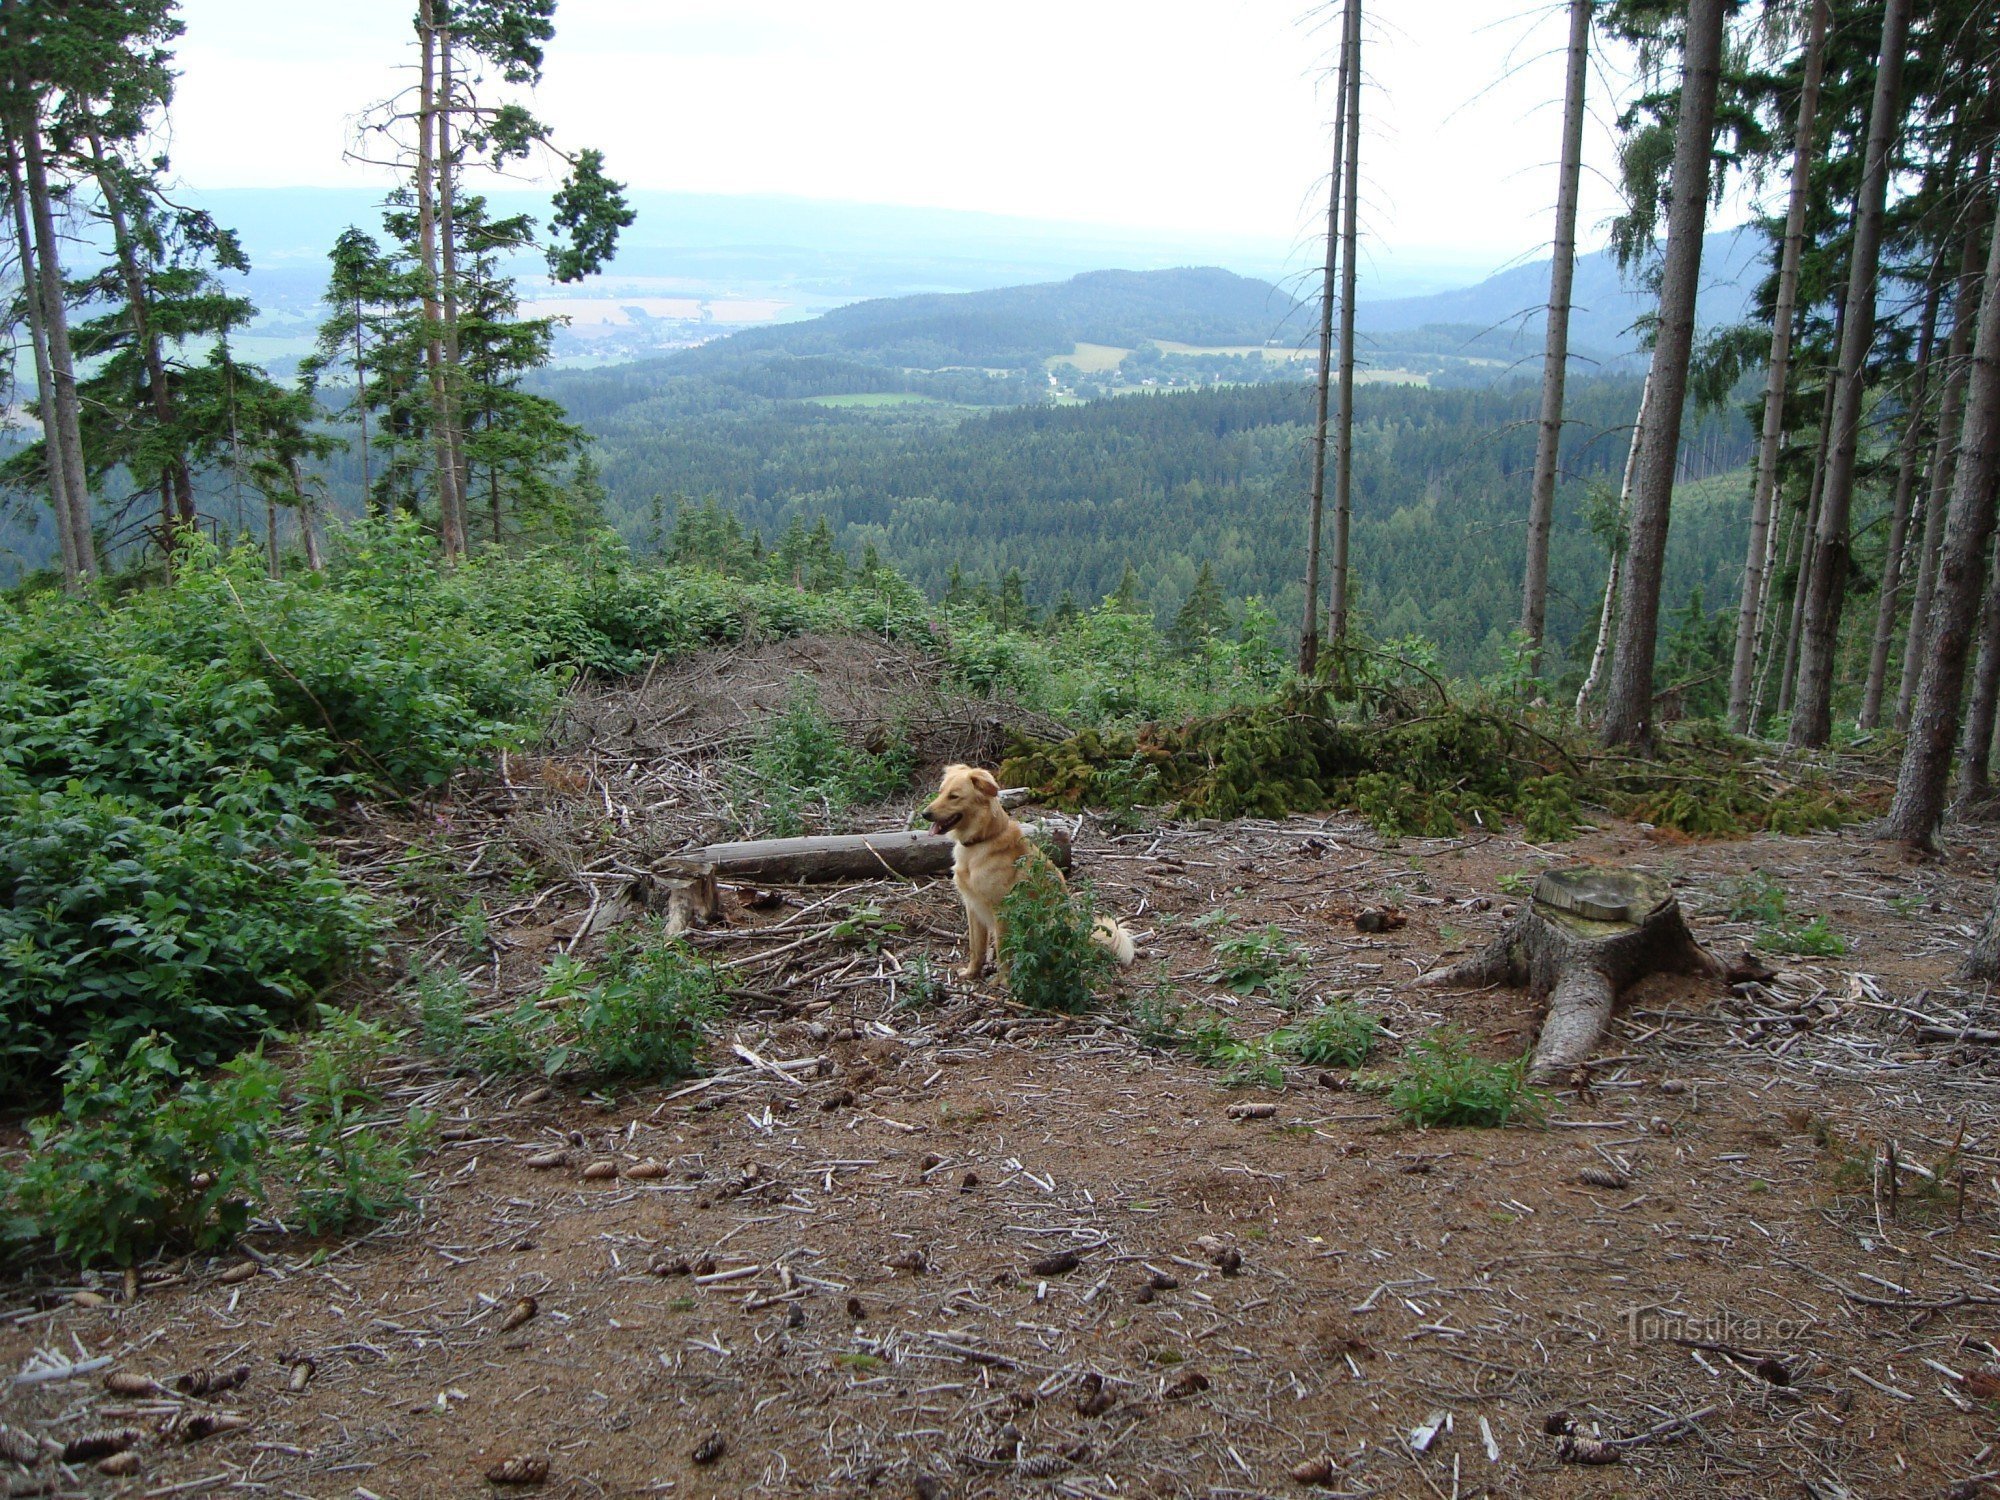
[7,640,2000,1500]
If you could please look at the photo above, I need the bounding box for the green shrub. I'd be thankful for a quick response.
[1721,871,1788,925]
[1127,986,1281,1086]
[1388,1029,1542,1128]
[450,927,721,1081]
[1762,913,1846,957]
[998,861,1112,1014]
[0,775,374,1096]
[1516,775,1580,842]
[1717,873,1845,955]
[282,1010,429,1237]
[1211,924,1309,996]
[4,1035,281,1268]
[1277,1000,1381,1068]
[735,677,912,836]
[414,965,474,1060]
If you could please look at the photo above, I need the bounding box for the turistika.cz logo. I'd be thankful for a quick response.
[1622,1306,1816,1345]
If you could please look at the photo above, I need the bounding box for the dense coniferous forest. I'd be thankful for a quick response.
[536,366,1757,677]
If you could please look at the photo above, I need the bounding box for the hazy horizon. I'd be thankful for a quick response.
[166,1,1772,300]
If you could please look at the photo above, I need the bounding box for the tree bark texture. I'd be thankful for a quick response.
[1899,192,1989,730]
[676,825,1072,886]
[1326,0,1363,655]
[1521,0,1592,664]
[1789,0,1909,748]
[1299,0,1352,677]
[1883,185,2000,848]
[1419,868,1725,1077]
[1859,268,1945,731]
[21,109,95,580]
[1575,374,1649,720]
[1728,0,1825,731]
[3,129,75,585]
[1600,0,1724,750]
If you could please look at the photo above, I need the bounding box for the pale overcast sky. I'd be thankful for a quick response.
[169,0,1702,282]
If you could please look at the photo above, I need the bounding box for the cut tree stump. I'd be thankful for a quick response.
[1419,867,1726,1078]
[664,823,1071,885]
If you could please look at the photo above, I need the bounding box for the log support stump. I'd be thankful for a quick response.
[1419,868,1725,1078]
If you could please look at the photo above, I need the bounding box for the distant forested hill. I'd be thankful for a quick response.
[539,368,1756,676]
[674,267,1307,373]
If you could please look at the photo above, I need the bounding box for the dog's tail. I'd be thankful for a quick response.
[1091,916,1137,967]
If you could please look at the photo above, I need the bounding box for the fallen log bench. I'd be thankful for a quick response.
[1419,867,1726,1078]
[663,823,1072,886]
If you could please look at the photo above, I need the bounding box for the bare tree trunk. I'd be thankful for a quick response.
[1859,268,1945,730]
[353,291,372,510]
[1576,374,1649,721]
[1899,196,1989,729]
[20,108,96,580]
[1600,0,1725,751]
[1882,186,2000,849]
[290,456,324,572]
[437,18,470,534]
[1326,0,1362,657]
[89,133,196,548]
[1775,476,1819,718]
[1789,0,1910,749]
[1957,537,2000,802]
[1521,0,1592,668]
[4,129,76,585]
[415,0,462,560]
[1299,0,1352,678]
[1728,0,1825,731]
[1959,879,2000,982]
[1777,346,1842,720]
[1750,494,1803,726]
[266,493,281,578]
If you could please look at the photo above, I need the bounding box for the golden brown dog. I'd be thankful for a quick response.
[922,763,1136,980]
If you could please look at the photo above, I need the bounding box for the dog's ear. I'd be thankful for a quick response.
[967,767,1000,798]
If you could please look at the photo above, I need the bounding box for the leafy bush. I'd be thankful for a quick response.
[1517,775,1581,842]
[734,677,913,836]
[0,775,374,1096]
[1211,924,1309,997]
[998,860,1112,1014]
[4,1035,281,1267]
[282,1009,430,1237]
[1721,872,1788,925]
[0,530,552,1091]
[1388,1029,1542,1128]
[1277,1000,1381,1068]
[438,926,720,1081]
[1718,873,1845,956]
[1127,986,1281,1086]
[1762,913,1846,957]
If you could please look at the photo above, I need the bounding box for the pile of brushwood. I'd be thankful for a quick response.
[1001,683,1861,840]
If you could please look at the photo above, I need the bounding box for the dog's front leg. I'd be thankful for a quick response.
[957,912,989,981]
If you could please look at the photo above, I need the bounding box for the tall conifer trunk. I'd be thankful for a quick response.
[1326,0,1362,658]
[1299,0,1352,678]
[1789,0,1910,748]
[1858,266,1944,730]
[1520,0,1591,667]
[1882,185,2000,849]
[3,129,76,584]
[1727,0,1824,731]
[21,111,95,580]
[415,0,463,559]
[1898,184,1989,729]
[89,134,195,545]
[437,17,470,530]
[1600,0,1724,750]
